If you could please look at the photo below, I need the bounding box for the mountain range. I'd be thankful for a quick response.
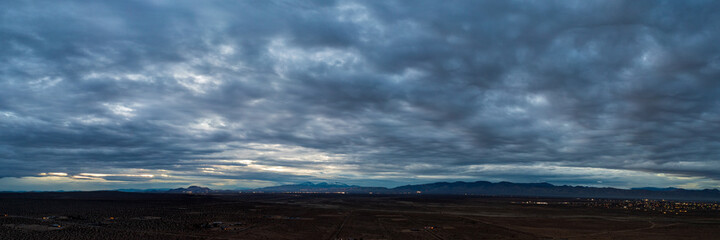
[152,181,720,201]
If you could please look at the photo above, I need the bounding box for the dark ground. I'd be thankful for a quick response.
[1,192,719,240]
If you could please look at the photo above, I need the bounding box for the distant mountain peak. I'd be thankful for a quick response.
[295,181,350,187]
[252,181,371,193]
[631,187,680,191]
[166,185,213,194]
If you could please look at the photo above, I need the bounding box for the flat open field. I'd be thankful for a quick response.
[1,192,719,239]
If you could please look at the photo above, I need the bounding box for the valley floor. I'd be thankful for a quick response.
[1,192,719,239]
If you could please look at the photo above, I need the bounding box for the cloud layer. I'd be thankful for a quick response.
[2,0,720,190]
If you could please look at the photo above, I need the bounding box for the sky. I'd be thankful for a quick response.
[2,0,720,191]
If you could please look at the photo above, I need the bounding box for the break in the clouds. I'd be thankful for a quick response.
[2,0,720,191]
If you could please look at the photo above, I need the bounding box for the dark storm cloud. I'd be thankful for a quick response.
[2,0,720,188]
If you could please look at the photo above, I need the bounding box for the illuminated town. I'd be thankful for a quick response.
[517,199,720,215]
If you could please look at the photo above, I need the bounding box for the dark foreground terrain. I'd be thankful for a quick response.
[1,192,719,239]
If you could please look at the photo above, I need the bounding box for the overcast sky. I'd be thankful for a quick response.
[2,0,720,191]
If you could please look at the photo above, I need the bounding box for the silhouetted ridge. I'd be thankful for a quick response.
[387,181,720,201]
[155,181,720,201]
[253,182,383,193]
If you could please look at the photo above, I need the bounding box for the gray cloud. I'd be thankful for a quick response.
[2,0,720,189]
